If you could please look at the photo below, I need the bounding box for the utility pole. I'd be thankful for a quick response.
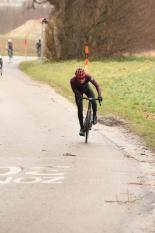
[24,37,28,60]
[85,46,89,73]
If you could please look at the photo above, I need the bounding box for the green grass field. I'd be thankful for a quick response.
[20,57,155,149]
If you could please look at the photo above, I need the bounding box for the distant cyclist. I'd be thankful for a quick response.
[70,68,103,136]
[7,39,13,61]
[0,56,3,76]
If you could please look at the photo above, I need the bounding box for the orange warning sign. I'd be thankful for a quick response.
[85,46,89,54]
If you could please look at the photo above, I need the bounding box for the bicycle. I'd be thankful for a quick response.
[0,67,2,76]
[82,97,101,143]
[8,48,13,62]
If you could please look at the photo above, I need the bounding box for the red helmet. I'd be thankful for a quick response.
[75,68,85,79]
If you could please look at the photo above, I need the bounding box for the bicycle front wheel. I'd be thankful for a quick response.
[85,109,91,143]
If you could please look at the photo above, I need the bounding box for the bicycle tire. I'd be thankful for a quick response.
[85,107,91,143]
[81,97,102,143]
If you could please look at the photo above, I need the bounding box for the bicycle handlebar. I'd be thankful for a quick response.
[82,97,102,105]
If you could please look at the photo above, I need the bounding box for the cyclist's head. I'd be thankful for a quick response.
[8,39,12,43]
[75,68,85,83]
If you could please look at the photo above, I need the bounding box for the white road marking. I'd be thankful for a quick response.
[0,166,69,184]
[14,177,42,184]
[0,166,21,176]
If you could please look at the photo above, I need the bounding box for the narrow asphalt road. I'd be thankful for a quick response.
[0,56,151,233]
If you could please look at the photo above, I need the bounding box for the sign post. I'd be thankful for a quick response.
[40,17,48,61]
[24,37,28,60]
[85,45,89,72]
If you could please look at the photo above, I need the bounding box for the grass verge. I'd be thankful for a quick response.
[20,57,155,149]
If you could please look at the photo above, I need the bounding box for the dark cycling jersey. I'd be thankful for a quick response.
[8,42,13,50]
[70,74,101,97]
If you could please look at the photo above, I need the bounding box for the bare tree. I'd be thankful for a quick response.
[32,0,155,60]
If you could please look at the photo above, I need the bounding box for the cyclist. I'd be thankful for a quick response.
[0,56,3,76]
[70,68,103,136]
[7,39,13,60]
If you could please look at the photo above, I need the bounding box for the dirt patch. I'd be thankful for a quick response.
[97,114,155,157]
[143,112,155,121]
[98,115,129,127]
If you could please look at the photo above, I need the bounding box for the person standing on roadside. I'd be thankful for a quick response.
[36,39,42,57]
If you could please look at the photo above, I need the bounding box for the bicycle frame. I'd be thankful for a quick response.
[8,48,13,62]
[82,97,101,143]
